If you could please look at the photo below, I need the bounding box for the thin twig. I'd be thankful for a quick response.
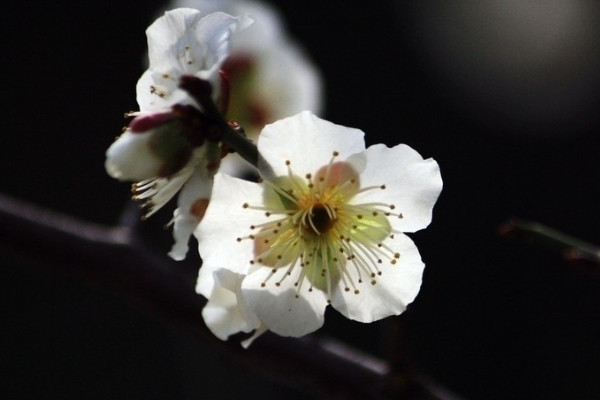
[499,217,600,270]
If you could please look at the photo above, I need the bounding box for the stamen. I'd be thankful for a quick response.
[319,151,339,192]
[133,166,195,218]
[132,180,156,192]
[307,210,321,235]
[354,185,385,194]
[329,178,354,195]
[248,218,287,230]
[150,84,169,98]
[323,203,337,221]
[294,248,311,294]
[244,154,400,303]
[278,256,300,287]
[244,204,289,214]
[262,179,299,205]
[339,239,375,280]
[260,269,278,287]
[321,241,332,301]
[350,239,384,276]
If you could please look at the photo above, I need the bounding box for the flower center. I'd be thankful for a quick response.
[307,203,334,235]
[238,152,404,300]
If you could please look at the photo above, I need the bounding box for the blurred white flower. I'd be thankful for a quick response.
[106,106,221,260]
[137,8,252,112]
[195,111,442,342]
[170,0,324,175]
[107,9,251,260]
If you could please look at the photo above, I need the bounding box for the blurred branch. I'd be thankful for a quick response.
[1,192,461,400]
[499,217,600,273]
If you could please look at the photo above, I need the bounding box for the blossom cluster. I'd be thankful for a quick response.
[105,4,442,347]
[170,0,324,176]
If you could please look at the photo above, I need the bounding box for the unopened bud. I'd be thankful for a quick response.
[106,110,196,181]
[105,128,164,181]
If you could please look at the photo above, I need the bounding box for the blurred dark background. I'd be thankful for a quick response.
[3,1,599,399]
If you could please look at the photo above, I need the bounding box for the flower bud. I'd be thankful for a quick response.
[105,111,194,181]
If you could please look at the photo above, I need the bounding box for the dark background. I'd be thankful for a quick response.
[3,1,599,399]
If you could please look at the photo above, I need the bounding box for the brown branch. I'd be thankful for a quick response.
[1,192,462,399]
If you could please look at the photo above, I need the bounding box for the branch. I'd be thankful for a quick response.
[0,192,462,400]
[499,217,600,272]
[179,75,259,168]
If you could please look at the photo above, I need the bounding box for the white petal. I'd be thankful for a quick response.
[331,233,425,323]
[241,267,328,337]
[190,12,253,74]
[105,130,162,181]
[136,69,191,112]
[195,173,267,297]
[202,287,248,340]
[142,9,252,110]
[257,111,365,180]
[252,43,323,129]
[202,269,256,340]
[170,0,234,15]
[351,143,443,233]
[228,0,285,52]
[147,9,251,73]
[168,164,213,260]
[146,9,200,70]
[213,269,261,329]
[169,209,198,261]
[171,0,282,53]
[228,2,323,124]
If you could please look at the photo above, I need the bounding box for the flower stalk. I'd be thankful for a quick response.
[179,75,259,168]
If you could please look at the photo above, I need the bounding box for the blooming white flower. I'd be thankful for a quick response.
[106,9,251,260]
[169,0,324,176]
[195,111,443,342]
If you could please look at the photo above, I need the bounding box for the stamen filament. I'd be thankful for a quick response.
[262,179,300,205]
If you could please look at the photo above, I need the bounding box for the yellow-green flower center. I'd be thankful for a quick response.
[238,152,403,299]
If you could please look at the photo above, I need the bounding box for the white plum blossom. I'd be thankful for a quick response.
[195,111,443,343]
[106,9,251,260]
[170,0,324,176]
[137,8,252,112]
